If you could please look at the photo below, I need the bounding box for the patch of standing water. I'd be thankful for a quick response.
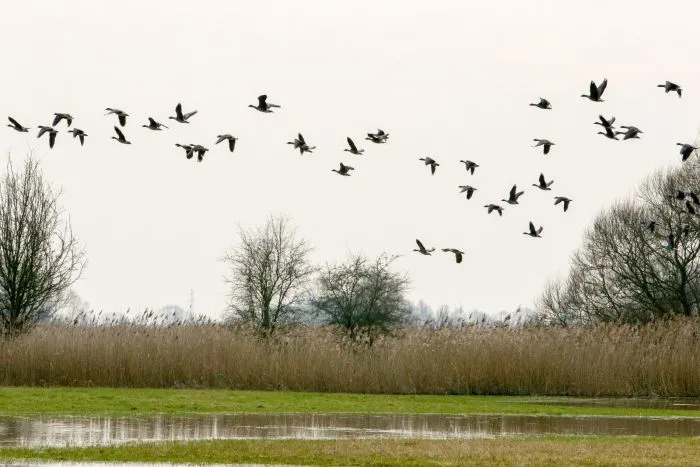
[1,413,700,448]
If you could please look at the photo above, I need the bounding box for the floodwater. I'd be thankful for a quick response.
[1,412,700,448]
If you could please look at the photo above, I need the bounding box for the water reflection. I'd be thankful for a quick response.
[1,413,700,448]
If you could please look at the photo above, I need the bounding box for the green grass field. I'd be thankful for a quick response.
[3,437,700,466]
[0,387,698,418]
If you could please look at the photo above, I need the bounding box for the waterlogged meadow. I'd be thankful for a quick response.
[1,318,699,396]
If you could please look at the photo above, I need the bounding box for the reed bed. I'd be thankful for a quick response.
[1,319,699,396]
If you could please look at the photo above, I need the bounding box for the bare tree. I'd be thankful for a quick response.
[223,215,316,333]
[0,157,85,337]
[539,161,700,325]
[312,253,411,344]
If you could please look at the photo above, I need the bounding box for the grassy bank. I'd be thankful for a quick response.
[1,319,699,396]
[0,388,698,417]
[3,437,700,466]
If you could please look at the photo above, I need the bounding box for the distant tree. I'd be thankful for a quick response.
[0,157,85,337]
[223,215,316,333]
[538,162,700,325]
[312,253,411,344]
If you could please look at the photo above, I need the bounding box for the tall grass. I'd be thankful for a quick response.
[1,319,699,396]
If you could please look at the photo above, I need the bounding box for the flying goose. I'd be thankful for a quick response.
[169,103,198,123]
[616,126,642,140]
[191,144,209,162]
[677,143,698,162]
[418,156,439,175]
[554,196,572,212]
[332,162,354,176]
[111,126,131,144]
[7,116,29,132]
[598,126,619,140]
[52,113,73,127]
[287,133,315,154]
[594,115,616,129]
[533,138,554,154]
[68,128,87,146]
[581,78,608,102]
[458,185,477,199]
[529,97,551,109]
[413,239,435,255]
[176,143,195,159]
[658,81,682,98]
[142,117,168,130]
[441,248,465,263]
[344,137,364,155]
[484,204,504,216]
[365,129,389,143]
[523,221,543,238]
[459,160,479,175]
[502,185,524,205]
[37,126,57,148]
[248,94,280,113]
[533,173,554,190]
[105,108,128,127]
[215,134,238,152]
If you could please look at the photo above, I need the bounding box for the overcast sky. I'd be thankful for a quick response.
[2,0,699,318]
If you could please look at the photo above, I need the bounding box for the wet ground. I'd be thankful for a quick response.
[1,411,700,448]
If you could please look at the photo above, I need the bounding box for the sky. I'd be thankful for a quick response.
[2,0,700,319]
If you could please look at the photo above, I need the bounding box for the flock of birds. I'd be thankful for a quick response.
[412,79,697,263]
[5,80,697,265]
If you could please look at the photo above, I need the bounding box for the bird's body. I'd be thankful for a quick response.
[616,126,642,140]
[418,156,439,175]
[533,173,554,190]
[658,81,682,97]
[176,143,195,159]
[52,113,73,127]
[484,204,504,216]
[287,133,315,154]
[332,162,354,176]
[677,143,698,162]
[554,196,572,212]
[581,78,608,102]
[143,117,168,131]
[216,134,238,152]
[365,129,389,143]
[111,126,130,144]
[413,239,435,255]
[169,103,198,123]
[460,160,479,175]
[37,125,57,148]
[594,114,616,129]
[458,185,477,199]
[667,233,676,250]
[598,126,619,140]
[248,94,280,113]
[344,137,364,154]
[441,248,464,263]
[105,108,129,127]
[533,138,554,154]
[192,144,209,162]
[7,116,29,132]
[529,97,551,109]
[68,128,87,146]
[502,184,524,205]
[523,221,543,238]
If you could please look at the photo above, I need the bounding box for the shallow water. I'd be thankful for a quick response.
[1,412,700,448]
